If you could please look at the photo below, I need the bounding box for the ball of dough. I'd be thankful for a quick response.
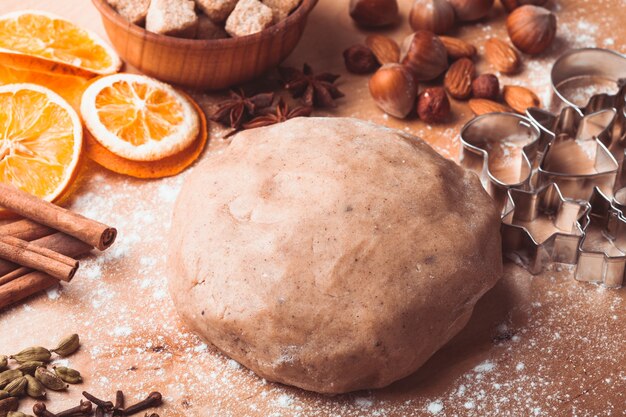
[168,117,502,394]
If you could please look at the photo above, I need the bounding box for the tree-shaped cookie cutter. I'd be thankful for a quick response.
[501,183,589,274]
[459,112,543,214]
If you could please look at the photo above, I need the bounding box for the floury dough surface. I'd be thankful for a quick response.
[167,117,503,394]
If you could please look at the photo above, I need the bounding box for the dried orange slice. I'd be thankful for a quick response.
[84,97,208,179]
[0,10,121,76]
[0,56,90,111]
[81,73,200,162]
[0,83,83,204]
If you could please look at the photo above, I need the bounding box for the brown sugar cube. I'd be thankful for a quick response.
[263,0,301,22]
[146,0,199,38]
[225,0,274,37]
[196,13,229,39]
[194,0,238,23]
[107,0,151,25]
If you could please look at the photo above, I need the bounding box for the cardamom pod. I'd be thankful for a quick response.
[4,377,26,397]
[0,396,18,412]
[0,390,8,400]
[24,375,45,399]
[16,362,44,376]
[9,347,51,364]
[51,334,80,357]
[0,370,22,390]
[53,366,82,384]
[0,356,7,370]
[34,367,67,391]
[8,411,35,417]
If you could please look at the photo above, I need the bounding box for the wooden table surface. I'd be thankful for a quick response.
[1,0,625,416]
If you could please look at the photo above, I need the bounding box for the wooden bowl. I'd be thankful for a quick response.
[91,0,318,90]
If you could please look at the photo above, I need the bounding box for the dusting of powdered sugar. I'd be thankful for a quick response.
[0,1,625,415]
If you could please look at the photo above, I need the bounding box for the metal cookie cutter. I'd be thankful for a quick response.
[537,134,619,201]
[576,188,626,288]
[460,113,542,213]
[551,48,626,149]
[525,105,620,200]
[501,182,589,274]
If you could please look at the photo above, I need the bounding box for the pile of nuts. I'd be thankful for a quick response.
[344,0,556,122]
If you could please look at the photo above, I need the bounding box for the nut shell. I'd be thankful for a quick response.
[447,0,494,21]
[369,64,417,118]
[349,0,399,27]
[443,57,475,100]
[506,5,556,55]
[471,74,500,100]
[401,31,448,81]
[417,87,450,123]
[409,0,456,35]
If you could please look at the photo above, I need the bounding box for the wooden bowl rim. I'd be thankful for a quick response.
[92,0,318,49]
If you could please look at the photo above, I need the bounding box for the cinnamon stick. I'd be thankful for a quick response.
[0,219,55,241]
[0,235,78,282]
[0,183,117,250]
[0,244,93,310]
[0,271,61,310]
[0,233,92,276]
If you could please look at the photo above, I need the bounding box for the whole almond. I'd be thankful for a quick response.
[444,58,475,100]
[365,34,400,65]
[502,85,541,113]
[484,38,520,74]
[468,98,512,115]
[439,36,477,59]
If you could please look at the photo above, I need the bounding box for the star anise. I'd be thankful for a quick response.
[278,63,345,108]
[209,88,274,129]
[242,99,312,129]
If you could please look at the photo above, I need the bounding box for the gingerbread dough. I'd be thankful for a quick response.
[168,117,502,394]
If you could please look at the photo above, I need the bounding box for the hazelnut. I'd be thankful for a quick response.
[343,44,379,74]
[506,5,556,55]
[400,31,448,81]
[369,64,417,118]
[501,0,548,13]
[417,87,450,123]
[471,74,500,100]
[409,0,455,35]
[447,0,494,21]
[349,0,399,28]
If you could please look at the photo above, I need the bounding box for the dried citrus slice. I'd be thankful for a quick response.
[0,56,90,111]
[0,10,121,76]
[84,96,208,178]
[81,73,200,162]
[0,83,83,205]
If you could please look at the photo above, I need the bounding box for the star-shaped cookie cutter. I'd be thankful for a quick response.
[575,187,626,288]
[459,112,543,214]
[501,183,589,275]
